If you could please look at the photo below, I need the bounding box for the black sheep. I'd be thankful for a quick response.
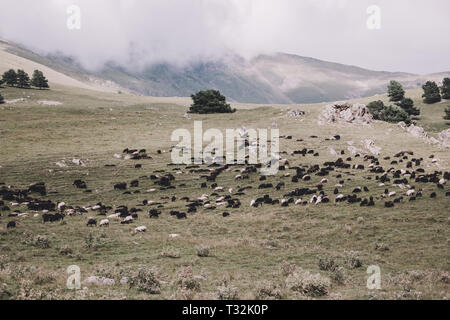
[87,218,97,227]
[7,221,16,228]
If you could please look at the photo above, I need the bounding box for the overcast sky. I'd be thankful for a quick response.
[0,0,449,74]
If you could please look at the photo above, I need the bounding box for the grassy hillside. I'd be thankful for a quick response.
[0,84,448,300]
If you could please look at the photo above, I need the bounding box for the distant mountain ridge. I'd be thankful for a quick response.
[2,39,449,104]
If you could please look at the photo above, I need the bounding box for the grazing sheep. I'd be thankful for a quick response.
[114,183,127,190]
[121,216,134,224]
[352,187,362,193]
[87,218,97,227]
[7,221,16,228]
[42,213,64,223]
[134,226,147,233]
[176,212,187,219]
[385,201,394,208]
[99,219,110,227]
[149,209,161,218]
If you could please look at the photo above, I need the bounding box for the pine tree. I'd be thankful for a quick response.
[444,107,450,120]
[189,90,236,114]
[396,98,420,116]
[387,80,405,102]
[441,77,450,100]
[31,70,49,89]
[2,69,17,87]
[422,81,441,104]
[16,69,30,88]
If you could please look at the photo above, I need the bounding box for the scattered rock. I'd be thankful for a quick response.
[363,139,381,155]
[72,158,86,166]
[438,129,450,148]
[5,98,25,104]
[37,100,62,106]
[287,109,305,117]
[55,161,67,168]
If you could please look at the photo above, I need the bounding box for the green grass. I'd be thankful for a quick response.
[0,84,449,300]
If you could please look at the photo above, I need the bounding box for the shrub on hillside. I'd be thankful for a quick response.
[189,89,236,114]
[387,80,405,102]
[255,281,284,299]
[367,100,385,119]
[441,77,450,100]
[379,105,411,124]
[367,100,411,124]
[0,92,4,104]
[318,255,340,272]
[285,268,331,297]
[395,98,420,116]
[422,81,441,104]
[444,107,450,120]
[129,268,161,294]
[216,283,239,300]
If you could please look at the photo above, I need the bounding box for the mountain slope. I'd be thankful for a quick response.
[2,39,449,103]
[0,40,123,93]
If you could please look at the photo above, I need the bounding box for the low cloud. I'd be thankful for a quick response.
[0,0,449,74]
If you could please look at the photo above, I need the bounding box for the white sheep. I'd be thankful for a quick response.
[406,189,415,197]
[123,216,133,223]
[99,219,110,227]
[315,195,323,205]
[135,226,147,233]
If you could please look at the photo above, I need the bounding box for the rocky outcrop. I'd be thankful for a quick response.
[318,102,373,125]
[398,122,449,148]
[439,129,450,148]
[363,139,381,155]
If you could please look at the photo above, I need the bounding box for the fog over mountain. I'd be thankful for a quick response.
[1,0,449,74]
